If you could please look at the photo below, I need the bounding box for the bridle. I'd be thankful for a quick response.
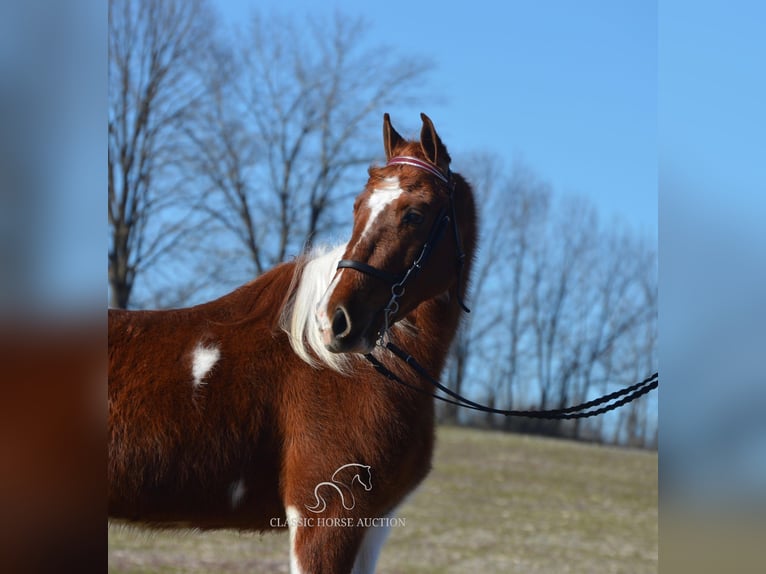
[336,156,470,342]
[335,156,660,420]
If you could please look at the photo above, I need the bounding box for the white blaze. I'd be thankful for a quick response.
[358,176,404,243]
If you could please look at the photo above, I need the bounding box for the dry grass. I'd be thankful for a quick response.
[109,426,657,573]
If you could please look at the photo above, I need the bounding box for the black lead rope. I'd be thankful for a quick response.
[365,342,658,420]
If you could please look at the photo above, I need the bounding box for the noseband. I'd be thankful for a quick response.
[336,156,470,341]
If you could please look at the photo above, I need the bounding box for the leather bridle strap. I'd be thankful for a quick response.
[385,156,469,312]
[385,156,451,184]
[335,259,402,284]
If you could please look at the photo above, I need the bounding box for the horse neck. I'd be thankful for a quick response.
[407,300,458,369]
[397,275,471,380]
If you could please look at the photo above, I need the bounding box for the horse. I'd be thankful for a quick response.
[108,113,477,574]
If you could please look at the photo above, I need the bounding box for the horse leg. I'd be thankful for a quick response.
[285,505,365,574]
[350,515,393,574]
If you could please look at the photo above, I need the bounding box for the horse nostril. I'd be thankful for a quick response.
[332,306,351,339]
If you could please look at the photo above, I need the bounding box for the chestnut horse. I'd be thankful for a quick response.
[109,113,477,573]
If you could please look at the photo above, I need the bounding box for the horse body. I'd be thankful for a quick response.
[109,114,477,573]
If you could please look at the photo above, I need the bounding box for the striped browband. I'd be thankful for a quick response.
[386,156,450,185]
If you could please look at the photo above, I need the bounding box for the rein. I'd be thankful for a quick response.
[366,343,658,420]
[341,155,659,418]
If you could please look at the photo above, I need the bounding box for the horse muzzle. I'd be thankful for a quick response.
[320,304,377,354]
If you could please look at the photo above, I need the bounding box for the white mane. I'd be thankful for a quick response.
[279,244,357,374]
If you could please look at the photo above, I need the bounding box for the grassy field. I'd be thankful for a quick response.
[109,426,657,573]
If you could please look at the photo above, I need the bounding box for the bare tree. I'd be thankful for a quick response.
[448,154,657,444]
[569,227,658,439]
[526,196,597,414]
[108,0,216,308]
[189,12,433,280]
[495,162,551,415]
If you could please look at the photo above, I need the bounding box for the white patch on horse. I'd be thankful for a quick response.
[286,505,305,574]
[351,510,397,574]
[229,478,246,509]
[358,177,403,245]
[191,343,220,387]
[279,244,355,374]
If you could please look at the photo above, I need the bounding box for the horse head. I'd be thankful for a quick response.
[318,113,475,354]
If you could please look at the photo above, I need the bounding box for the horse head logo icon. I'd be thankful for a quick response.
[305,463,372,514]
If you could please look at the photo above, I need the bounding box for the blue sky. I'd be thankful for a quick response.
[214,0,657,236]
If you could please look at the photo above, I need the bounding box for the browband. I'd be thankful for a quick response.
[386,156,451,185]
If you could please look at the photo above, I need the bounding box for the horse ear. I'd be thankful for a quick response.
[419,113,451,174]
[383,113,404,161]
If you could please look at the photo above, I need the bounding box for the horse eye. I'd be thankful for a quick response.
[402,210,424,225]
